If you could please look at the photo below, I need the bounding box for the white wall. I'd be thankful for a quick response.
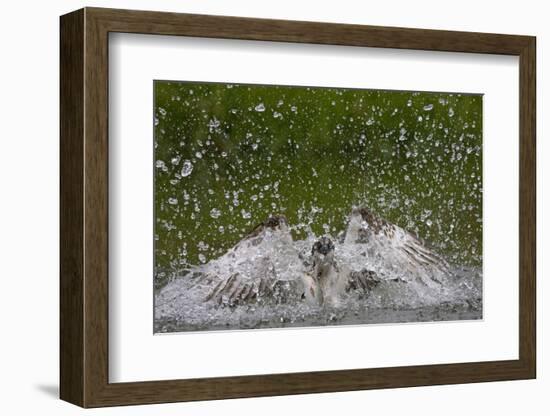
[0,0,545,414]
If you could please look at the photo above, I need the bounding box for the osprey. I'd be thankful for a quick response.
[158,207,450,310]
[198,213,383,307]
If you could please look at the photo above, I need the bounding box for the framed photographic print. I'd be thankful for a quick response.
[60,7,536,407]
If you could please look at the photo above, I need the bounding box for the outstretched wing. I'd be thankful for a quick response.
[397,229,450,275]
[202,269,304,306]
[193,216,307,307]
[345,207,450,284]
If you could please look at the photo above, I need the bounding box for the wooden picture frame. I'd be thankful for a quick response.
[60,7,536,408]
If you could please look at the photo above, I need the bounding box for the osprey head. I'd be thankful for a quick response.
[312,236,335,257]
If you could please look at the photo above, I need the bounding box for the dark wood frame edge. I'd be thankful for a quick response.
[60,7,536,408]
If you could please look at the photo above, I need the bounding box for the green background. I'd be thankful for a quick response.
[154,81,482,288]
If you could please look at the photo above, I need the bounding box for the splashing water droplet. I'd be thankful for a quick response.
[207,117,220,132]
[168,197,178,205]
[210,208,221,219]
[155,160,166,169]
[198,254,206,263]
[181,160,193,177]
[241,209,251,219]
[255,103,265,112]
[423,104,434,111]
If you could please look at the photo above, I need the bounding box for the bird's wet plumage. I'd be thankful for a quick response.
[185,214,306,307]
[344,206,449,286]
[157,207,451,310]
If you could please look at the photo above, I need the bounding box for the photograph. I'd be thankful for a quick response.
[153,81,483,333]
[49,3,538,410]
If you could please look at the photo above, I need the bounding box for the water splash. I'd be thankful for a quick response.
[180,160,193,177]
[155,212,482,333]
